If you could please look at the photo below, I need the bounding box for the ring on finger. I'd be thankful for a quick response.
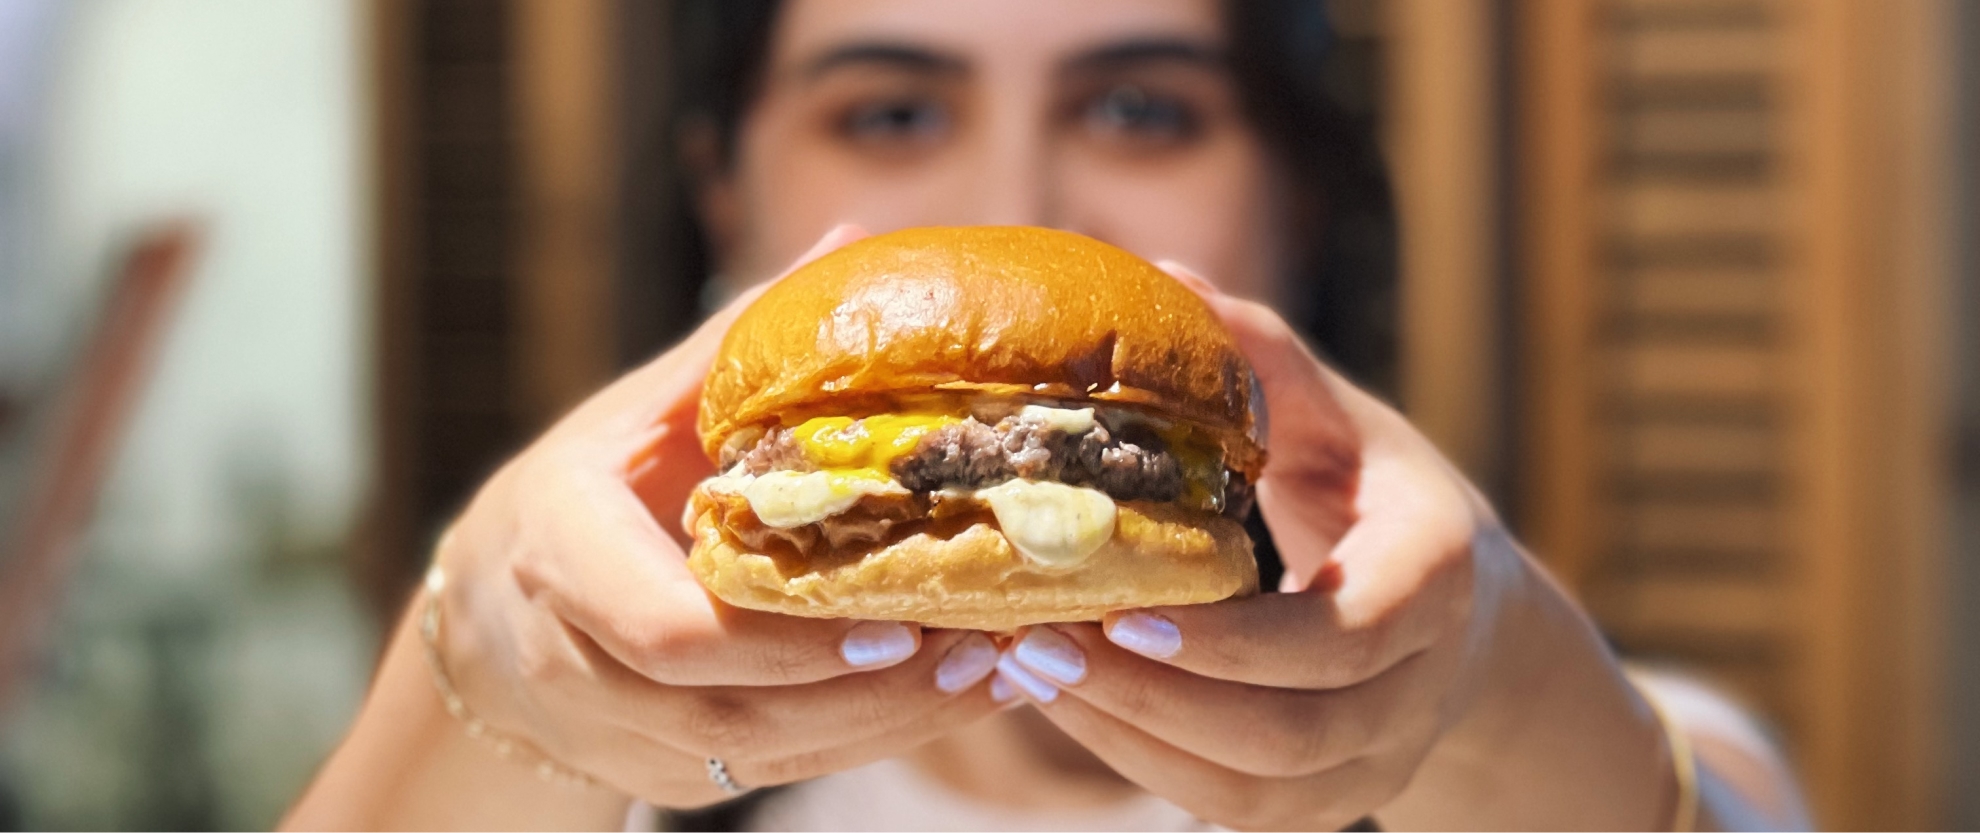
[705,757,749,796]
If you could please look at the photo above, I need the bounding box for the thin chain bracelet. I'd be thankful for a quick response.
[420,565,604,790]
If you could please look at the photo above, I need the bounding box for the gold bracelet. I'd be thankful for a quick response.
[1634,678,1700,833]
[420,565,603,789]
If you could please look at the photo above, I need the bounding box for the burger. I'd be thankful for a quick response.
[685,226,1264,631]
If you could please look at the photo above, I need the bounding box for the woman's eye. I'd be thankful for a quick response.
[1083,84,1199,145]
[839,97,951,145]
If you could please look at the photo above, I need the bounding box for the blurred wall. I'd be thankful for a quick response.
[0,0,374,828]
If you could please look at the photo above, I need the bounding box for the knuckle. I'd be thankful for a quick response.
[845,674,904,728]
[1250,703,1332,777]
[681,691,766,754]
[1109,672,1166,724]
[746,632,826,683]
[1330,620,1394,684]
[620,617,707,679]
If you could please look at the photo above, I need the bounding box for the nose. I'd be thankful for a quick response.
[970,91,1059,228]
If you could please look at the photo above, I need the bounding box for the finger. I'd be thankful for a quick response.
[1010,624,1433,778]
[1021,685,1397,831]
[722,672,1005,789]
[784,222,871,276]
[1153,259,1221,297]
[600,672,1005,810]
[1097,565,1462,690]
[516,489,925,688]
[589,630,1003,760]
[1199,292,1359,483]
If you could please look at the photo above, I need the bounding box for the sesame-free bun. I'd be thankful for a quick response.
[699,226,1263,475]
[686,499,1258,631]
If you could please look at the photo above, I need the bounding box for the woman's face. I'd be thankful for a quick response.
[702,0,1291,304]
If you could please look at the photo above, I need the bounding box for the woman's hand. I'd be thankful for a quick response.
[286,227,1007,828]
[995,268,1676,831]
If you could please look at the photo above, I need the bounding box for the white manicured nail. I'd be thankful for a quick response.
[1013,627,1087,685]
[990,673,1018,703]
[1106,612,1181,659]
[935,633,999,692]
[995,652,1058,703]
[841,621,916,667]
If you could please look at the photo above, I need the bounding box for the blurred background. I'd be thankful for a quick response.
[0,0,1972,829]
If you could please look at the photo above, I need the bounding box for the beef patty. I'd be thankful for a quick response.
[724,411,1252,515]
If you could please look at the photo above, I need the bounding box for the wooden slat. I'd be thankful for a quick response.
[1616,498,1778,555]
[360,0,425,621]
[512,0,618,428]
[1619,267,1773,318]
[1779,0,1954,826]
[1386,0,1501,486]
[1609,182,1778,237]
[1517,0,1605,588]
[1618,107,1772,158]
[1615,418,1777,478]
[1612,342,1774,399]
[1618,27,1777,78]
[1585,574,1787,641]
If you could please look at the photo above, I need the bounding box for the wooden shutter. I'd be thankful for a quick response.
[1516,0,1956,827]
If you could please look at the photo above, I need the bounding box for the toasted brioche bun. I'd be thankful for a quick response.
[687,498,1258,631]
[689,226,1265,628]
[699,226,1264,477]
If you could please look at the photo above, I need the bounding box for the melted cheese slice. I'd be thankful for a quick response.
[741,471,906,529]
[792,413,959,476]
[977,479,1118,567]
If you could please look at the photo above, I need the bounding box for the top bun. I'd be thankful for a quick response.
[700,226,1262,470]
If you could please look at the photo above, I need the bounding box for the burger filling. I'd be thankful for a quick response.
[733,408,1191,503]
[699,403,1252,567]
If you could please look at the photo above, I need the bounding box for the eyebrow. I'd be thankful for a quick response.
[801,42,969,81]
[1059,38,1227,76]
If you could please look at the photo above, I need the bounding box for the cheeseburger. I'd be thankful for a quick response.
[685,226,1264,631]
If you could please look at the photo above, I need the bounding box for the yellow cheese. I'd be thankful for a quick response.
[976,479,1118,567]
[1155,422,1228,513]
[740,470,905,529]
[792,413,959,477]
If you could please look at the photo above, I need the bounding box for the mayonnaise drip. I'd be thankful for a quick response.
[740,471,905,529]
[1017,404,1096,434]
[976,479,1117,567]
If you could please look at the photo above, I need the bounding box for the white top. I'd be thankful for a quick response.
[738,757,1216,832]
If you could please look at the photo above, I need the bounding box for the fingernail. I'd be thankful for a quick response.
[990,673,1018,703]
[1106,612,1181,659]
[841,621,917,667]
[935,633,999,693]
[995,652,1058,702]
[1012,628,1086,686]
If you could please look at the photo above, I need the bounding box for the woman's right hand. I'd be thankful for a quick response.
[427,226,1006,809]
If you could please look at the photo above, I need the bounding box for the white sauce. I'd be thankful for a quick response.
[1017,404,1096,435]
[738,471,906,529]
[976,479,1118,567]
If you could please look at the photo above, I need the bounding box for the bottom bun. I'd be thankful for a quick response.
[687,499,1258,631]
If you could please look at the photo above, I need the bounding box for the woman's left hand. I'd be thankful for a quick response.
[995,269,1651,830]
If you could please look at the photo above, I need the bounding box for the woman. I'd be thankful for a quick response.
[286,1,1810,829]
